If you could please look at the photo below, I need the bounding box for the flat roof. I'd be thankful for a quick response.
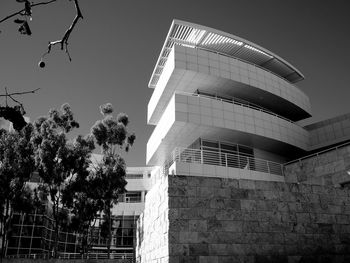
[149,19,305,88]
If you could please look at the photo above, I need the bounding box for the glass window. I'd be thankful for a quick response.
[238,145,254,157]
[11,214,22,224]
[124,192,142,203]
[220,142,237,153]
[202,140,219,149]
[126,174,143,179]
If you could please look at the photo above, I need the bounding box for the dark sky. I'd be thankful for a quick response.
[1,0,350,166]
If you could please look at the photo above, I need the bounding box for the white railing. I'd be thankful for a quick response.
[59,252,134,260]
[7,252,134,261]
[284,141,350,165]
[176,91,296,124]
[168,147,284,176]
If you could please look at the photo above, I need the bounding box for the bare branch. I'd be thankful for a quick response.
[8,94,25,113]
[5,87,8,106]
[8,94,23,105]
[44,0,83,61]
[0,88,40,97]
[1,0,83,62]
[0,87,40,116]
[0,0,57,24]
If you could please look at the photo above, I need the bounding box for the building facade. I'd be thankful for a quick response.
[4,166,154,260]
[136,20,350,263]
[146,19,313,181]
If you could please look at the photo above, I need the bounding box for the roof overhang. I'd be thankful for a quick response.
[149,19,305,88]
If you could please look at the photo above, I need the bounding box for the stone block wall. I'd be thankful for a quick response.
[136,173,169,263]
[166,176,350,263]
[2,260,125,263]
[138,173,350,263]
[285,144,350,186]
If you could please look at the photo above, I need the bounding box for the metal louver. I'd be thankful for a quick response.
[149,20,304,88]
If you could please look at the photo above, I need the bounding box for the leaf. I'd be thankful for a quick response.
[14,19,25,24]
[18,21,32,35]
[127,133,136,146]
[117,113,129,126]
[99,103,113,115]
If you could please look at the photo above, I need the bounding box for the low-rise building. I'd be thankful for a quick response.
[4,166,154,260]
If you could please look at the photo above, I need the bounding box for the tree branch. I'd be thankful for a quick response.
[8,94,24,110]
[0,0,57,24]
[0,87,40,120]
[44,0,83,61]
[1,0,83,62]
[0,88,40,97]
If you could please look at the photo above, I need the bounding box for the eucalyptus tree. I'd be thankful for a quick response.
[0,124,37,260]
[61,135,98,258]
[30,103,83,258]
[90,103,135,258]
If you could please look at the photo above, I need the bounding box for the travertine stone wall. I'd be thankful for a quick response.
[138,173,350,263]
[136,173,170,263]
[167,176,350,263]
[2,260,121,263]
[285,144,350,186]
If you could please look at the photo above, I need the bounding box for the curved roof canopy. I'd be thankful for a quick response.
[149,20,305,88]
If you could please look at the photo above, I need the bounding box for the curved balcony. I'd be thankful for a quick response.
[147,45,311,126]
[168,147,284,176]
[146,93,309,165]
[183,91,295,124]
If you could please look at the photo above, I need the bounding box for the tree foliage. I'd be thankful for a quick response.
[90,103,135,257]
[0,87,40,132]
[61,135,97,257]
[0,124,37,259]
[0,102,135,258]
[0,106,27,131]
[30,103,83,258]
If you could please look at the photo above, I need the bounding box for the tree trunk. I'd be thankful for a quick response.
[0,212,5,263]
[52,200,59,258]
[107,208,111,259]
[0,212,3,263]
[1,200,10,263]
[82,228,88,259]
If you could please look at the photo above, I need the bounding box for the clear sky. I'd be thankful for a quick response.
[1,0,350,166]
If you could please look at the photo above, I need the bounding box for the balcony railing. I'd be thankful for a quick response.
[6,252,135,261]
[167,147,284,176]
[176,91,296,125]
[284,141,350,165]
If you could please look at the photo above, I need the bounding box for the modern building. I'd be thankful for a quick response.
[145,19,350,181]
[137,20,350,262]
[4,166,154,260]
[146,19,313,181]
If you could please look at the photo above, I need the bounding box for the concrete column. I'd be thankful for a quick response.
[141,191,145,202]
